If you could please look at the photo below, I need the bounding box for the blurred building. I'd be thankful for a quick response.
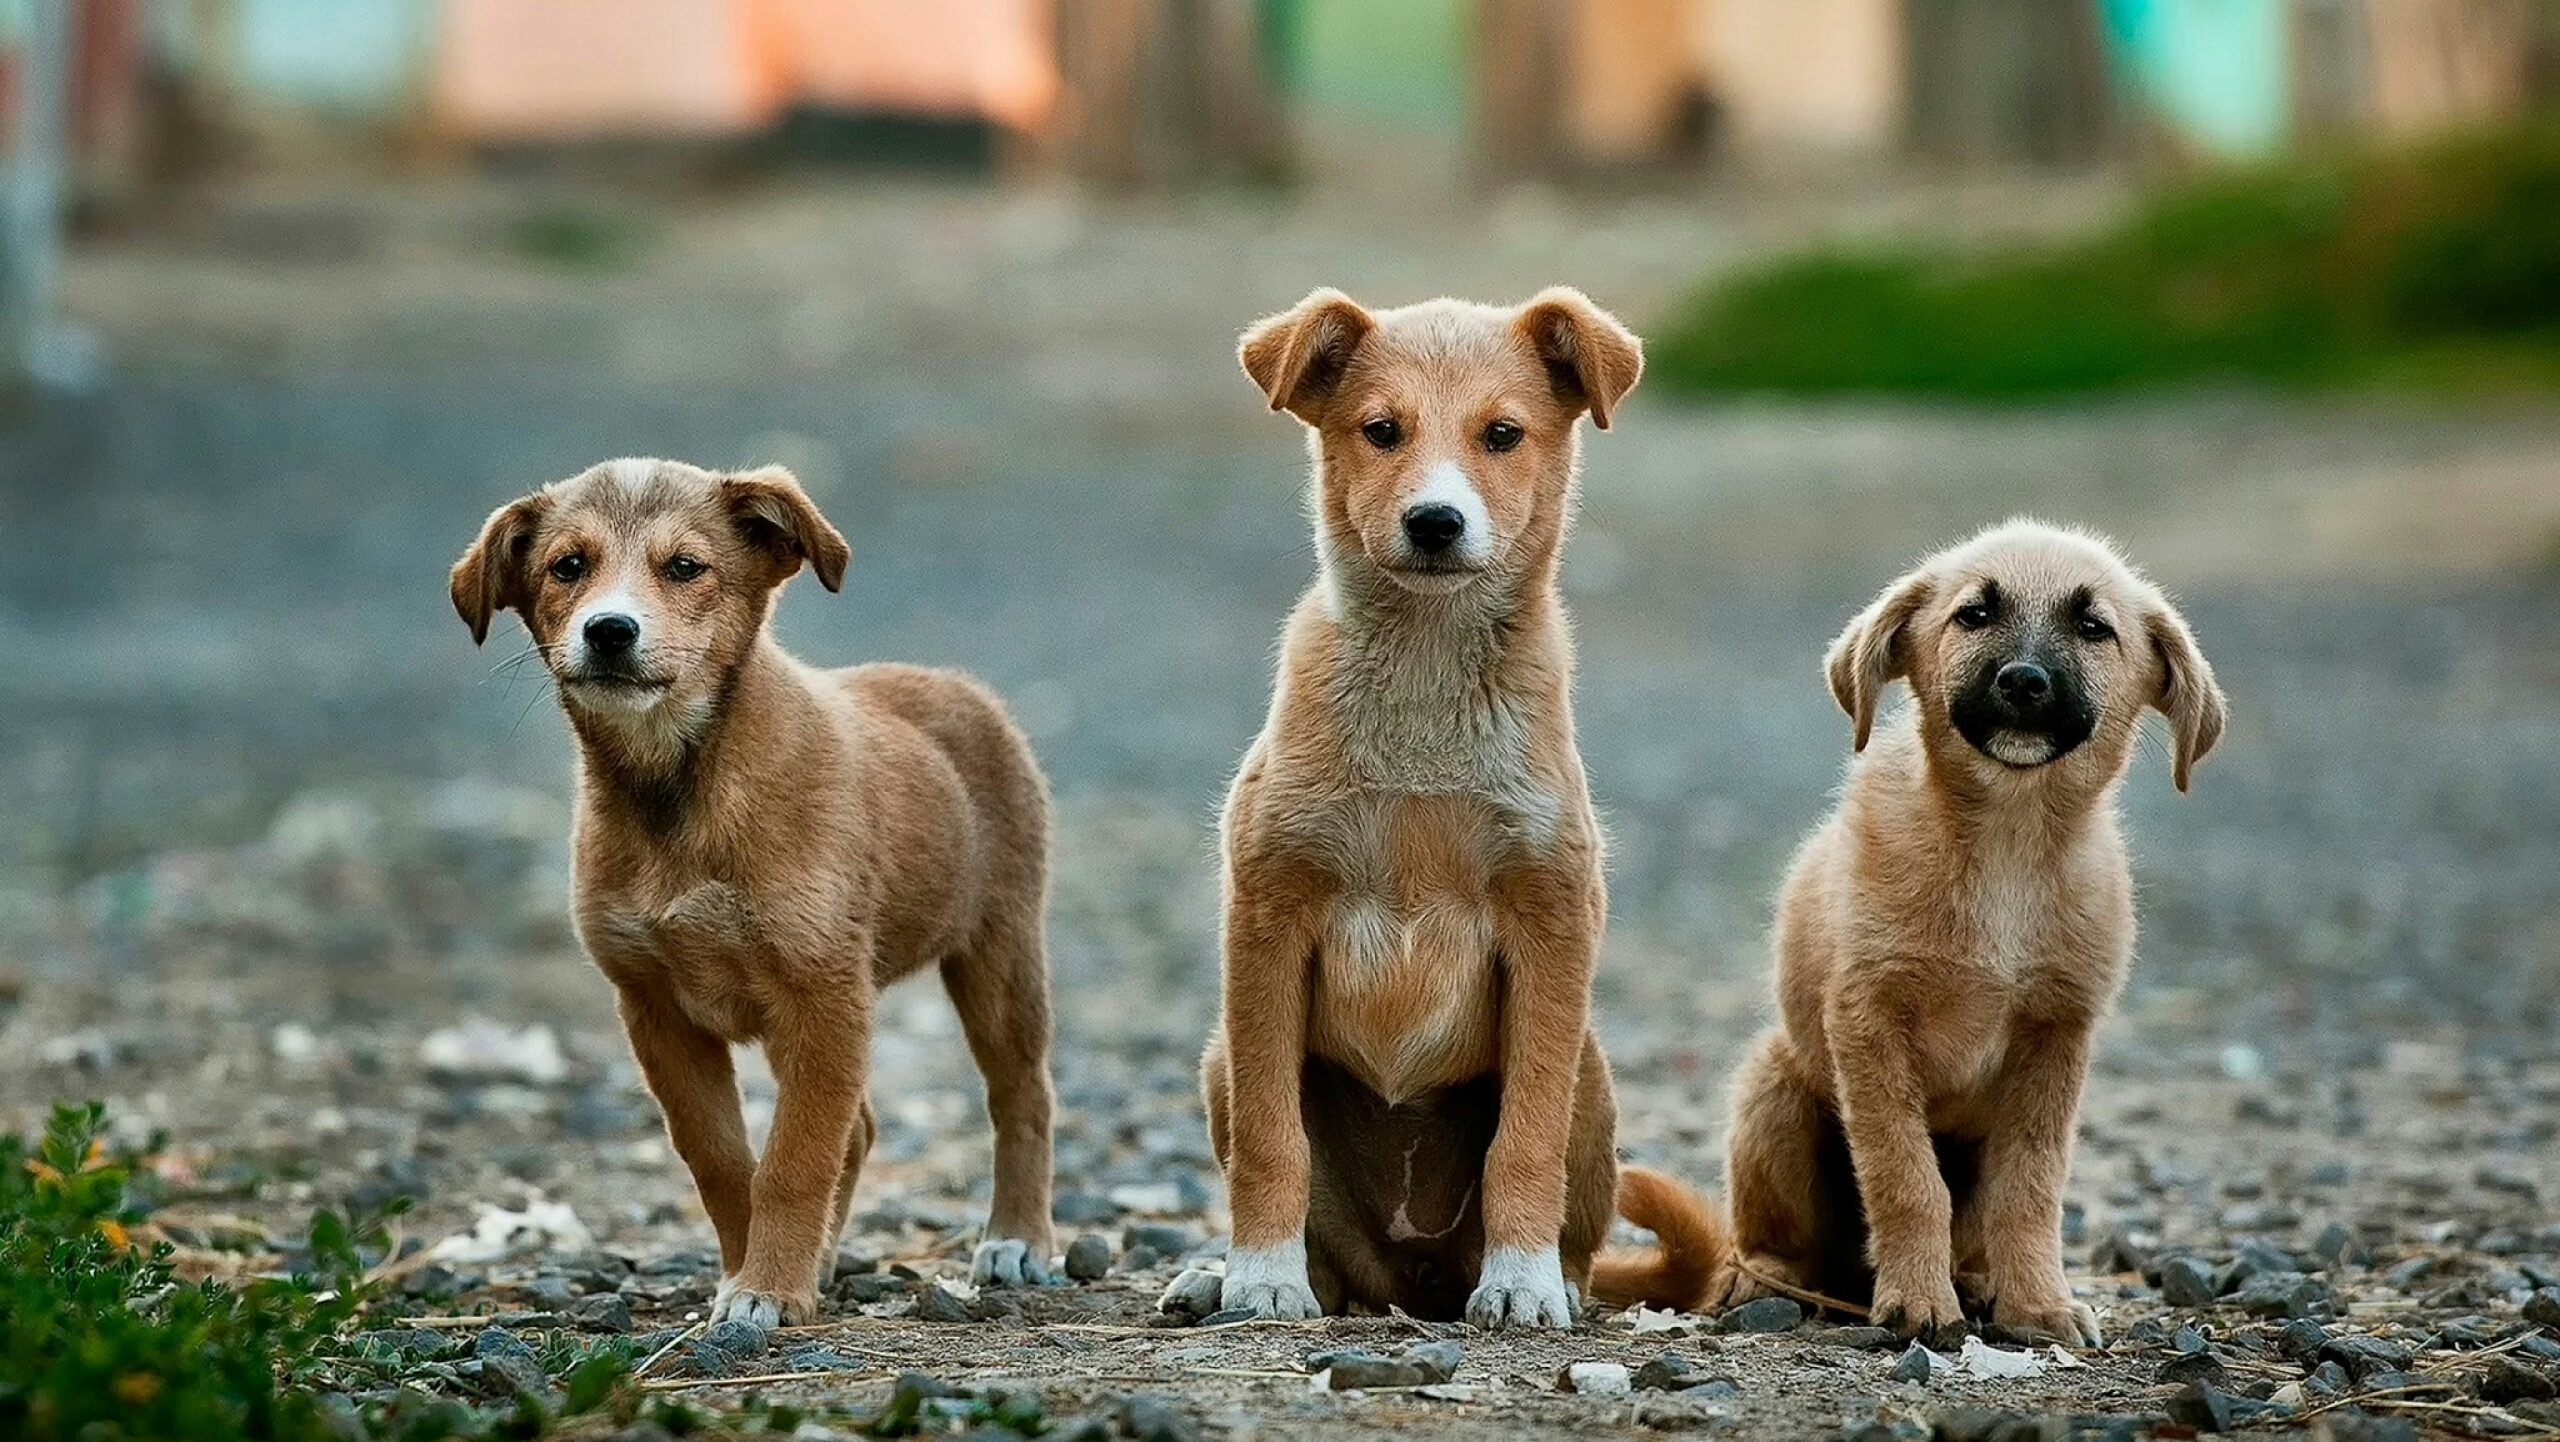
[1,0,2555,195]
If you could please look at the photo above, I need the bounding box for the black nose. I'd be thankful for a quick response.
[584,613,640,657]
[1995,661,2052,705]
[1403,503,1466,554]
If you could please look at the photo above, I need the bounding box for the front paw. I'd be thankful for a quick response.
[1465,1246,1577,1330]
[1992,1282,2102,1347]
[709,1278,816,1328]
[971,1236,1053,1288]
[1220,1239,1321,1321]
[1870,1275,1966,1342]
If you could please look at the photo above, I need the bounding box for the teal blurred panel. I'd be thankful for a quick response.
[2100,0,2291,159]
[1287,0,1467,128]
[238,0,436,112]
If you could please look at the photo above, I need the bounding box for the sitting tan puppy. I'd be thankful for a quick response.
[1596,520,2225,1345]
[1193,287,1643,1329]
[450,458,1056,1326]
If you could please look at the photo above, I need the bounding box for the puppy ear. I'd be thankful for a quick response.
[2145,600,2227,793]
[449,494,550,646]
[1517,286,1644,430]
[1239,288,1375,422]
[1825,568,1934,752]
[722,466,850,592]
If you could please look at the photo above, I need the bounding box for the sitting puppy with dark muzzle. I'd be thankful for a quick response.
[1593,519,2226,1346]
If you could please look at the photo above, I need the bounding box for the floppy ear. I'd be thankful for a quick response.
[1239,288,1375,423]
[721,466,849,592]
[1517,286,1644,430]
[2145,600,2227,793]
[1824,568,1935,752]
[449,494,550,646]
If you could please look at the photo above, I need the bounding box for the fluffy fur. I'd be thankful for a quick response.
[450,457,1058,1326]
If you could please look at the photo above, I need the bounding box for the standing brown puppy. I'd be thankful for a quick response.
[450,458,1057,1327]
[1594,520,2225,1345]
[1191,288,1642,1328]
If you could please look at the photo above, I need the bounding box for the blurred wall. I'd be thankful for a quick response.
[1691,0,1902,157]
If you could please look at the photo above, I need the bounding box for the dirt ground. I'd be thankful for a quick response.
[3,170,2558,1438]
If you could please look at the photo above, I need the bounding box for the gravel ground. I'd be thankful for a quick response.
[2,174,2558,1439]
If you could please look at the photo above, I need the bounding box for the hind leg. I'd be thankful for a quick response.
[1559,1032,1619,1304]
[940,912,1057,1286]
[1715,1029,1837,1310]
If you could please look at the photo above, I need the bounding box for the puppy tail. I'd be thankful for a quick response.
[1587,1164,1728,1313]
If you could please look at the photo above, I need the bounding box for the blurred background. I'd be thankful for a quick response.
[0,0,2555,1254]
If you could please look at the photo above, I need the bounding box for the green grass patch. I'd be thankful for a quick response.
[505,205,653,272]
[1651,126,2560,400]
[0,1102,652,1441]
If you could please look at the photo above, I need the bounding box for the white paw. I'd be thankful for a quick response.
[709,1284,786,1329]
[971,1237,1052,1288]
[1220,1239,1321,1321]
[1465,1246,1577,1330]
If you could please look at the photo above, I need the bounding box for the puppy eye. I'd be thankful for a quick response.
[663,554,706,582]
[1953,600,1996,630]
[548,554,587,584]
[1360,417,1403,449]
[1482,419,1524,453]
[2075,614,2115,642]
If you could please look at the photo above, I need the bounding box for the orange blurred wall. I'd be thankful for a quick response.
[435,0,1057,141]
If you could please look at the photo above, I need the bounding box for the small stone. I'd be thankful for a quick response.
[781,1346,862,1373]
[2320,1334,2416,1380]
[2156,1351,2229,1390]
[1722,1296,1805,1333]
[1156,1267,1224,1321]
[2170,1324,2209,1353]
[1309,1340,1463,1390]
[1889,1343,1933,1383]
[2525,1288,2560,1330]
[2166,1383,2234,1433]
[2309,1222,2365,1269]
[2482,1358,2558,1405]
[1116,1394,1199,1442]
[907,1284,972,1324]
[703,1318,769,1359]
[1932,1407,2019,1442]
[1402,1340,1465,1384]
[837,1272,909,1304]
[2382,1256,2436,1290]
[2307,1360,2351,1396]
[1052,1193,1120,1226]
[1064,1233,1112,1282]
[1559,1361,1632,1396]
[1115,1243,1166,1273]
[1815,1326,1898,1351]
[1633,1352,1704,1391]
[2235,1272,2326,1319]
[2089,1229,2150,1276]
[2277,1318,2328,1359]
[1124,1223,1194,1258]
[2159,1255,2219,1308]
[474,1349,546,1399]
[566,1292,632,1333]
